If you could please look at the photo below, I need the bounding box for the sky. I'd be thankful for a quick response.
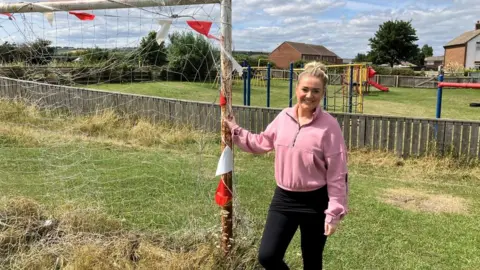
[231,0,480,58]
[0,0,479,59]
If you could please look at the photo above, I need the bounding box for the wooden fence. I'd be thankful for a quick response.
[0,66,478,89]
[255,68,479,89]
[0,66,216,85]
[0,77,479,160]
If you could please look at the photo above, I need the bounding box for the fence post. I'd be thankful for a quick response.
[289,62,293,107]
[266,63,271,108]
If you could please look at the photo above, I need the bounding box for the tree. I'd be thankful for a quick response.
[421,44,433,58]
[0,42,17,63]
[17,39,55,65]
[293,59,306,68]
[233,53,251,66]
[79,47,111,64]
[353,53,371,63]
[138,31,167,66]
[409,48,425,67]
[368,20,419,67]
[167,31,218,81]
[408,44,434,67]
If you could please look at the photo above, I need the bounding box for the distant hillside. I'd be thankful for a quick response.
[233,50,269,57]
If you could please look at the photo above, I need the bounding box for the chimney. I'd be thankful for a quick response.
[476,20,480,30]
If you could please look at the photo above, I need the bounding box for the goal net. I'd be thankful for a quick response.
[0,0,252,268]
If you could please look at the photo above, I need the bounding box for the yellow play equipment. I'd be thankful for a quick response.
[212,62,370,114]
[340,64,368,113]
[291,63,368,113]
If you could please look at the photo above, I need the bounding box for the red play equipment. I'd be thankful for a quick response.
[367,67,389,92]
[437,81,480,108]
[438,82,480,88]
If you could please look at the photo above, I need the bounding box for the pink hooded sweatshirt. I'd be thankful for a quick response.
[230,104,348,225]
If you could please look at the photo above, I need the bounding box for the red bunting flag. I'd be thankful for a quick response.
[186,19,243,75]
[219,92,227,106]
[1,13,14,20]
[215,178,232,206]
[69,11,95,21]
[186,20,220,41]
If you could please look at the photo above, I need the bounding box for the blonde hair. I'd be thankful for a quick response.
[298,61,328,88]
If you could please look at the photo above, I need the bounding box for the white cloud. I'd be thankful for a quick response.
[344,0,386,12]
[264,0,345,16]
[283,16,314,24]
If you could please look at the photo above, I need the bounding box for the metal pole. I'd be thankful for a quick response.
[434,69,444,140]
[247,65,251,106]
[436,73,444,118]
[323,85,328,110]
[243,60,247,106]
[289,62,293,107]
[349,65,354,113]
[266,63,271,107]
[219,0,233,255]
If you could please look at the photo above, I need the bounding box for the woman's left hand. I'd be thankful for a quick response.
[324,222,337,236]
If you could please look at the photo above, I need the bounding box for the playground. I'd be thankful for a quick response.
[89,64,480,121]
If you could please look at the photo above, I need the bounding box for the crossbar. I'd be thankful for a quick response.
[0,0,220,13]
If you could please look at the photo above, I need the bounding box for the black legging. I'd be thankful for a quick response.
[258,187,329,270]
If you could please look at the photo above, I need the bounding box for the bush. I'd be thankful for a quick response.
[293,60,306,68]
[370,65,415,76]
[390,68,415,76]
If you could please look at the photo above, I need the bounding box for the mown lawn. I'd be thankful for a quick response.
[1,100,479,269]
[85,80,480,121]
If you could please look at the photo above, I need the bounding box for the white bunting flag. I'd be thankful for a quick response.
[215,145,233,176]
[156,19,172,45]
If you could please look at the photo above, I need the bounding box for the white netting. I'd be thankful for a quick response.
[0,1,255,268]
[0,1,223,86]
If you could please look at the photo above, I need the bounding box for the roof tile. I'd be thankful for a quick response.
[285,41,338,57]
[444,29,480,47]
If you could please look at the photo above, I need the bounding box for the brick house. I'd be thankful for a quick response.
[424,56,444,70]
[268,41,342,69]
[443,21,480,69]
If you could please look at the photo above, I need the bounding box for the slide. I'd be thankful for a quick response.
[367,67,389,92]
[367,80,389,92]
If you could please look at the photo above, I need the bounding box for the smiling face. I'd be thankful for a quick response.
[295,74,324,112]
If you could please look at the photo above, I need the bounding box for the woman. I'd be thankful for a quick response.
[224,61,348,270]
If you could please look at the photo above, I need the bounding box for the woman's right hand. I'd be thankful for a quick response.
[224,114,237,130]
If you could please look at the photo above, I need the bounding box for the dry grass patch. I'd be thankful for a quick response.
[0,125,42,147]
[0,99,216,149]
[380,188,469,214]
[349,149,480,186]
[0,196,259,270]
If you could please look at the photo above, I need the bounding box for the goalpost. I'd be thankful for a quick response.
[0,0,220,12]
[0,0,234,255]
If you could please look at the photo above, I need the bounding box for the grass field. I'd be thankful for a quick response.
[1,100,479,269]
[85,79,480,121]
